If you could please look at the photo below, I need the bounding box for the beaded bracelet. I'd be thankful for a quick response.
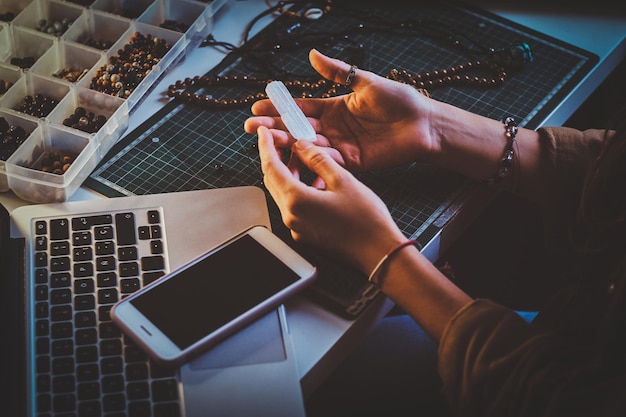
[368,240,420,286]
[484,116,518,187]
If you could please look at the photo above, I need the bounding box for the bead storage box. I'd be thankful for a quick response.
[0,0,226,203]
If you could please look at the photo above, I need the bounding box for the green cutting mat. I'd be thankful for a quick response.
[85,0,597,318]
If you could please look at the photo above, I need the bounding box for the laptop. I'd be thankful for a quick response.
[1,186,306,417]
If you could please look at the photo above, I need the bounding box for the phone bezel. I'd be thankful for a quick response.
[110,225,316,366]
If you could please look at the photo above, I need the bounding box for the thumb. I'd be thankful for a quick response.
[293,140,346,188]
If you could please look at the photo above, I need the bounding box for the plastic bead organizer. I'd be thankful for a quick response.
[0,0,228,203]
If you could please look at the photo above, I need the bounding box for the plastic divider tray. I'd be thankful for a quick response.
[0,0,223,202]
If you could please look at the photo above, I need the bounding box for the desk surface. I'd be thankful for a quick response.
[2,0,625,400]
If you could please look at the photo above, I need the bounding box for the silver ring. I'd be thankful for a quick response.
[345,64,357,87]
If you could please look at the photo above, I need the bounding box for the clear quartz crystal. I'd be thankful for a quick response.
[265,81,316,141]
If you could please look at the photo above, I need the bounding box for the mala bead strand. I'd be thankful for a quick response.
[387,60,507,89]
[167,75,343,108]
[168,59,506,109]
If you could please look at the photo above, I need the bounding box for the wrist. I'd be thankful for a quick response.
[368,240,421,286]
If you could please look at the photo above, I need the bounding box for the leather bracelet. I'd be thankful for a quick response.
[368,240,420,286]
[484,116,518,187]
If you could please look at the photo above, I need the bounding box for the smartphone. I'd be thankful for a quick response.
[111,225,316,366]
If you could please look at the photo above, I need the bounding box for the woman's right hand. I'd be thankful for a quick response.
[244,49,437,172]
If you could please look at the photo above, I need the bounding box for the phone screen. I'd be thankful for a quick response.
[130,234,299,349]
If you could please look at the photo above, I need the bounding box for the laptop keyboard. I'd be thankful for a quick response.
[30,207,183,417]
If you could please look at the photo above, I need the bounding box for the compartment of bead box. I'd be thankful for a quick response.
[5,123,97,203]
[0,62,20,97]
[30,38,102,84]
[12,0,83,38]
[63,8,131,51]
[0,109,39,192]
[77,21,185,110]
[0,0,224,202]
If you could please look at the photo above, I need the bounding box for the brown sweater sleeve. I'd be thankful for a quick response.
[438,299,626,417]
[437,128,624,416]
[537,127,606,250]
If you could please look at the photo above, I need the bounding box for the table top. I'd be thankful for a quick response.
[2,0,625,400]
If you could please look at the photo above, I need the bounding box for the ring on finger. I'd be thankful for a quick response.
[345,64,357,87]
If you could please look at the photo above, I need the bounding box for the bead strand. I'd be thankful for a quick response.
[167,75,343,108]
[387,60,507,89]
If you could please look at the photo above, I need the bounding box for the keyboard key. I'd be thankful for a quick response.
[118,246,138,261]
[150,225,162,239]
[138,226,151,240]
[143,271,165,286]
[74,262,94,278]
[51,322,73,339]
[151,240,164,254]
[95,240,115,255]
[72,214,112,230]
[77,381,100,400]
[120,262,139,277]
[73,246,93,261]
[74,279,95,294]
[35,235,47,251]
[51,305,72,322]
[52,375,75,393]
[50,256,71,272]
[147,210,160,224]
[97,272,117,288]
[50,289,71,305]
[50,241,70,256]
[75,311,96,328]
[94,225,114,240]
[35,220,47,235]
[51,340,74,357]
[50,219,70,240]
[121,278,141,294]
[115,213,137,245]
[141,256,164,271]
[96,256,116,271]
[72,231,92,246]
[51,273,71,288]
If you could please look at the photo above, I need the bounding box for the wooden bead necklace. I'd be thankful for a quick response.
[167,58,506,108]
[387,59,507,90]
[167,74,346,108]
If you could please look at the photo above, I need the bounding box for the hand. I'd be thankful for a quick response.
[245,49,436,172]
[257,126,407,275]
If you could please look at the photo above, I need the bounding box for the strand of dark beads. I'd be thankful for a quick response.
[90,32,171,98]
[387,60,507,88]
[167,75,343,108]
[0,117,28,161]
[63,107,108,134]
[14,94,58,118]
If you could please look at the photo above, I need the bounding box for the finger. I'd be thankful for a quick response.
[244,115,277,133]
[309,49,371,90]
[250,99,279,116]
[292,139,347,189]
[257,126,300,200]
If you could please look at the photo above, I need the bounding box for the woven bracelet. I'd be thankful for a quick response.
[484,116,518,187]
[368,240,420,286]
